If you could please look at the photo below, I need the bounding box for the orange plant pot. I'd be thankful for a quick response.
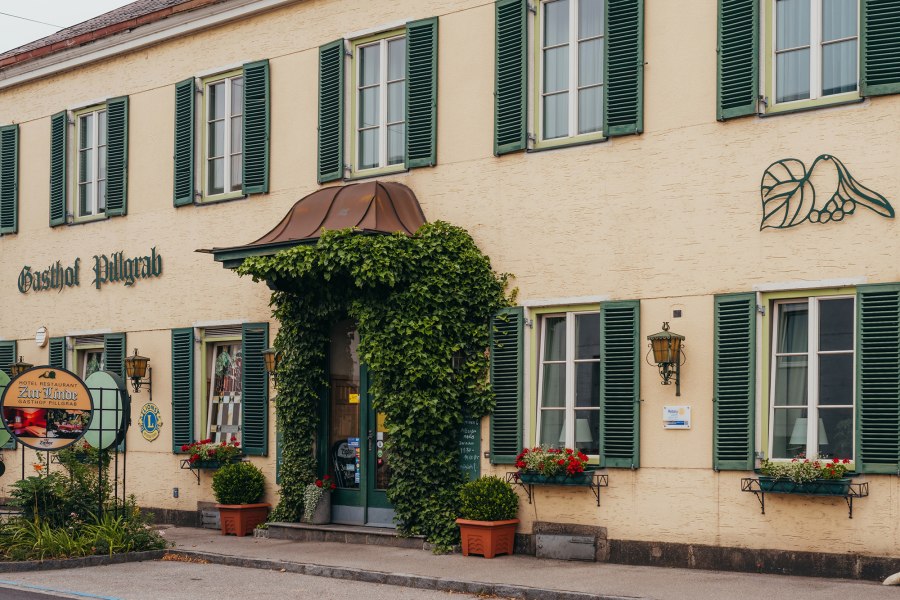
[456,518,519,558]
[216,503,270,537]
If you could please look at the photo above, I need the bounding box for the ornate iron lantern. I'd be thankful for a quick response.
[124,348,152,397]
[647,323,685,396]
[10,356,33,377]
[262,348,280,383]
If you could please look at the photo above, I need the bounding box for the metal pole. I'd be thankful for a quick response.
[20,443,24,480]
[113,390,119,518]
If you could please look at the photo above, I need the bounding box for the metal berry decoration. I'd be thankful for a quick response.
[760,155,894,229]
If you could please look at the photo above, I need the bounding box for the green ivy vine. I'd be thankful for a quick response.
[238,222,510,549]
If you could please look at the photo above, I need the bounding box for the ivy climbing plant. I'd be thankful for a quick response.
[238,222,511,550]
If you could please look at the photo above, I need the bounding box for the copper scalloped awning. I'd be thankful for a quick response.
[200,181,427,268]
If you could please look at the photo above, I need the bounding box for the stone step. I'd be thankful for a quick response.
[267,522,427,550]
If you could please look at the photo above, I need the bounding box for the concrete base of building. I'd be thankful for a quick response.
[607,539,900,582]
[143,506,201,528]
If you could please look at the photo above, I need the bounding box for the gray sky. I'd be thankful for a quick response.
[0,1,134,53]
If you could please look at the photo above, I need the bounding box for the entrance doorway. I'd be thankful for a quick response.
[319,320,394,526]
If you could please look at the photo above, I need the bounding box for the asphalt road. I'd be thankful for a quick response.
[0,561,493,600]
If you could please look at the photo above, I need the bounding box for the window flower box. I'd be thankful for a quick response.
[518,470,595,486]
[758,476,851,496]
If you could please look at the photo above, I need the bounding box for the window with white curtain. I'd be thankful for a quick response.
[769,297,855,460]
[540,0,604,140]
[357,35,406,171]
[205,74,243,197]
[537,311,601,456]
[774,0,858,104]
[77,108,107,217]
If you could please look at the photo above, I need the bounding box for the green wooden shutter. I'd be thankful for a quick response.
[103,333,126,380]
[173,78,196,207]
[604,0,644,136]
[0,124,18,235]
[171,328,194,452]
[0,340,15,378]
[49,111,67,227]
[856,284,900,474]
[405,17,438,169]
[717,0,759,120]
[318,40,344,183]
[494,0,528,155]
[490,307,523,464]
[49,337,67,369]
[241,322,269,456]
[713,293,756,470]
[861,0,900,97]
[0,342,15,449]
[242,60,270,195]
[599,301,640,468]
[105,96,128,216]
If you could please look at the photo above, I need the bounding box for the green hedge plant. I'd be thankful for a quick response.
[459,476,519,522]
[212,462,266,505]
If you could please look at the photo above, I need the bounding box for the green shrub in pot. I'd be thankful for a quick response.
[212,462,265,505]
[459,475,518,522]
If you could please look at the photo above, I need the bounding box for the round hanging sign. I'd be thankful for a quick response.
[83,371,130,450]
[1,366,93,451]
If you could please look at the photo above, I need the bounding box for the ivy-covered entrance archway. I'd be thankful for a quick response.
[237,222,510,549]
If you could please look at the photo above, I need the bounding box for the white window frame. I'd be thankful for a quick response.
[355,34,406,172]
[203,73,243,199]
[205,340,243,444]
[538,0,604,142]
[771,0,859,106]
[767,295,856,461]
[76,107,107,219]
[535,310,601,454]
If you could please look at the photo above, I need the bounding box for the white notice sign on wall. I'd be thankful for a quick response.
[663,406,691,429]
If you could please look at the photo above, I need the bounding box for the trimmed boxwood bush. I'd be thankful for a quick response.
[212,462,266,505]
[459,476,519,522]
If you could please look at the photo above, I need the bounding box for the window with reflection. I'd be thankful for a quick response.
[537,311,600,456]
[770,296,855,460]
[356,35,406,171]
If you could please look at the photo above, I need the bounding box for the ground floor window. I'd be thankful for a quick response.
[769,295,855,460]
[536,311,600,456]
[205,341,242,444]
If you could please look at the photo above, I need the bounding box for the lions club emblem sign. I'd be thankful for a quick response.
[140,402,162,442]
[1,367,93,450]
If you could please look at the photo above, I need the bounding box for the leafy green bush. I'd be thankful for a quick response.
[8,473,69,527]
[459,476,519,522]
[212,462,266,505]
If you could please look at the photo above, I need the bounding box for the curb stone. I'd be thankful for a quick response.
[165,550,644,600]
[884,572,900,586]
[0,550,167,573]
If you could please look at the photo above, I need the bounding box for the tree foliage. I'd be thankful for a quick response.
[238,222,510,549]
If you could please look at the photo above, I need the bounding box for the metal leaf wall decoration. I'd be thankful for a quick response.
[760,155,894,230]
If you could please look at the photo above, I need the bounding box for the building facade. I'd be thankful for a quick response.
[1,0,899,572]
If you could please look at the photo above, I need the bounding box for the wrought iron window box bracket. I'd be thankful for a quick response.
[506,471,609,507]
[180,458,235,485]
[741,477,869,519]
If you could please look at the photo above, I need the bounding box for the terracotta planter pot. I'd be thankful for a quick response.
[216,503,270,536]
[456,518,518,558]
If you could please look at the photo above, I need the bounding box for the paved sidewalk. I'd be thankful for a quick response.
[165,527,896,600]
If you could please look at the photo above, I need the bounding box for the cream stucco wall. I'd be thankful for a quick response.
[1,0,898,556]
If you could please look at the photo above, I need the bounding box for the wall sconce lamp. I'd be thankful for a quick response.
[124,348,152,398]
[262,348,281,385]
[647,322,686,396]
[11,356,33,377]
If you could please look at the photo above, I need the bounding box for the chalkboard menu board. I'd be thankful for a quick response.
[459,415,481,481]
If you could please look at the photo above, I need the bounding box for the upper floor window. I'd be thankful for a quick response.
[49,97,128,227]
[205,73,244,198]
[540,0,604,141]
[317,18,437,183]
[773,0,858,105]
[172,60,269,207]
[356,35,407,171]
[769,296,855,460]
[77,107,107,218]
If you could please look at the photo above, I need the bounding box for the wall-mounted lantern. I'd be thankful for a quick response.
[262,348,280,385]
[10,356,33,377]
[647,322,685,396]
[124,348,152,398]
